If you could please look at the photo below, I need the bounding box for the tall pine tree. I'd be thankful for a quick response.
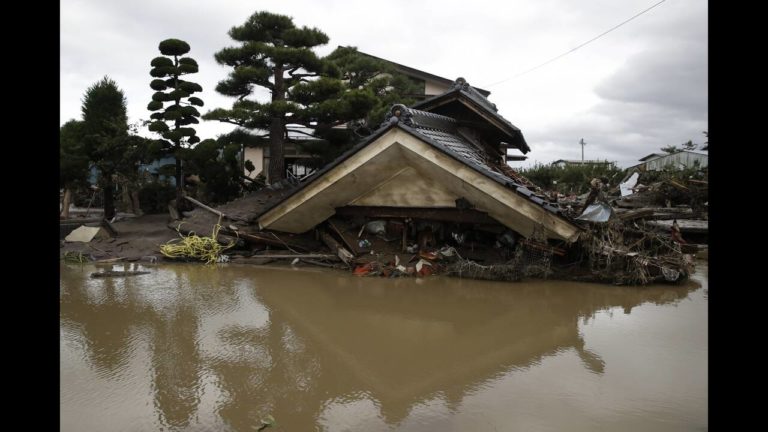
[205,12,381,183]
[81,77,131,219]
[147,38,204,212]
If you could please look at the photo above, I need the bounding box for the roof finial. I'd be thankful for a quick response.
[454,77,470,90]
[381,104,413,128]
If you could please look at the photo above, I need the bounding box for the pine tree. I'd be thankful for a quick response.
[205,12,381,182]
[81,77,131,219]
[147,38,204,212]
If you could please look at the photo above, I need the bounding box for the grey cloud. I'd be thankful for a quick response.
[595,41,707,118]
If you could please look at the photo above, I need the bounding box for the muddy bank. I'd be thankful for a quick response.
[61,214,180,262]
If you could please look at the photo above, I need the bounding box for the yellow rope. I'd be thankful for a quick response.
[160,218,235,265]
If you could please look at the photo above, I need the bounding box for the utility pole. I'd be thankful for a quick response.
[579,138,586,161]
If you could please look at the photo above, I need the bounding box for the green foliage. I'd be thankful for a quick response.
[138,182,176,214]
[150,79,167,90]
[186,138,245,204]
[151,57,174,68]
[660,145,681,154]
[59,120,90,189]
[681,140,697,151]
[325,46,421,134]
[207,14,421,180]
[148,39,203,148]
[80,77,153,218]
[520,163,624,195]
[81,77,128,136]
[158,38,190,56]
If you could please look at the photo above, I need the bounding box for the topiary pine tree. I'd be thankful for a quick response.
[147,38,204,212]
[205,12,386,183]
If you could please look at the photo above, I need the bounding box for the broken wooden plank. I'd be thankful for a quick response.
[520,239,566,256]
[101,218,119,237]
[320,231,354,265]
[667,179,689,191]
[300,259,343,269]
[644,219,708,234]
[183,195,225,218]
[229,257,275,265]
[327,218,360,255]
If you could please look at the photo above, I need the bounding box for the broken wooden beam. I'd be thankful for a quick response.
[320,230,354,265]
[183,195,225,218]
[327,218,360,255]
[230,231,310,252]
[100,218,118,237]
[520,239,566,256]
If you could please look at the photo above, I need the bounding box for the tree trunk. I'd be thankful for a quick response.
[61,188,72,219]
[131,191,143,216]
[121,182,132,213]
[268,119,285,183]
[267,64,286,184]
[175,149,184,214]
[104,174,116,220]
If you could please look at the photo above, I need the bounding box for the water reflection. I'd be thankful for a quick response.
[60,263,701,431]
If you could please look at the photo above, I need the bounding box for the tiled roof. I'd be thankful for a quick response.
[381,106,562,216]
[412,78,530,153]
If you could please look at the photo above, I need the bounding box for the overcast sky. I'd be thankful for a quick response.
[60,0,707,168]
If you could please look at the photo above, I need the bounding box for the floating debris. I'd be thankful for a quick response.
[90,270,150,278]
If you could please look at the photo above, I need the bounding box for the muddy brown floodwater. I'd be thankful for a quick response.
[60,261,707,431]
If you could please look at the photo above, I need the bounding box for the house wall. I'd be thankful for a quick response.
[644,152,708,171]
[425,79,451,97]
[243,147,264,178]
[137,156,178,185]
[258,128,580,241]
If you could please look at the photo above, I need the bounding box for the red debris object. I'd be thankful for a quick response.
[353,262,376,276]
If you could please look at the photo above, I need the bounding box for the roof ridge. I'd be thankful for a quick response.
[453,77,498,112]
[381,104,458,132]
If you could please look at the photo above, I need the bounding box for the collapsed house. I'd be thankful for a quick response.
[175,79,695,285]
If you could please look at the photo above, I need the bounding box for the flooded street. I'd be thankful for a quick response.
[60,261,707,431]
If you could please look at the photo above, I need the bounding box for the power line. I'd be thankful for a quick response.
[484,0,667,87]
